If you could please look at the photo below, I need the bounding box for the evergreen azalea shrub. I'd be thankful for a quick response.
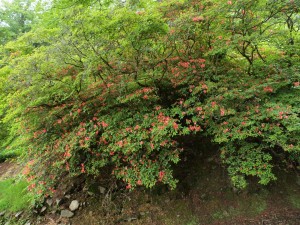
[1,0,299,197]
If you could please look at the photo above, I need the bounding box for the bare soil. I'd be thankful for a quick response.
[0,161,21,179]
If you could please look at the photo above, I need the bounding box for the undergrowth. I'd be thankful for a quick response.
[0,178,34,212]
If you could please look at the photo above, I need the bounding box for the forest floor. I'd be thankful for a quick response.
[66,150,300,225]
[0,145,299,225]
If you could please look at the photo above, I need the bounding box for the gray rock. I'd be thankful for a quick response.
[40,206,47,213]
[56,199,62,206]
[60,209,74,218]
[65,194,71,199]
[0,211,5,216]
[87,191,95,196]
[124,217,137,222]
[69,200,79,211]
[83,186,88,191]
[46,198,53,206]
[15,211,23,218]
[99,186,106,194]
[25,222,31,225]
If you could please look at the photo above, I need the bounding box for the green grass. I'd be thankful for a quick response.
[0,178,34,212]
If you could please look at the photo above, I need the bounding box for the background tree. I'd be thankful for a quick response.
[0,0,38,44]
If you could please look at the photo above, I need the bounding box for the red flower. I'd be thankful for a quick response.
[66,162,70,171]
[220,108,225,116]
[101,121,108,128]
[158,171,165,181]
[81,163,85,173]
[192,16,204,22]
[173,122,179,130]
[263,86,273,93]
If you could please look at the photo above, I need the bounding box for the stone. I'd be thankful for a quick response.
[87,191,95,196]
[0,211,5,216]
[60,209,74,218]
[25,222,31,225]
[40,206,47,213]
[124,217,137,222]
[69,200,79,211]
[56,199,62,206]
[99,186,106,194]
[15,211,23,218]
[65,194,71,199]
[46,198,53,206]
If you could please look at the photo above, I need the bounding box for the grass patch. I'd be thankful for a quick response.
[0,178,34,212]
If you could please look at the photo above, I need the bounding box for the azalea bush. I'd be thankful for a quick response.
[1,0,299,196]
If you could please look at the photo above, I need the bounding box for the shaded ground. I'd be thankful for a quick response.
[0,141,299,225]
[67,141,300,225]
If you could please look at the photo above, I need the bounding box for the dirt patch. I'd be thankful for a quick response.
[0,161,21,179]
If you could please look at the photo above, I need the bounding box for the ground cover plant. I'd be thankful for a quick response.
[0,0,299,201]
[0,178,34,212]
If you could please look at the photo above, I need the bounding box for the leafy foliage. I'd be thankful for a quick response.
[0,0,299,196]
